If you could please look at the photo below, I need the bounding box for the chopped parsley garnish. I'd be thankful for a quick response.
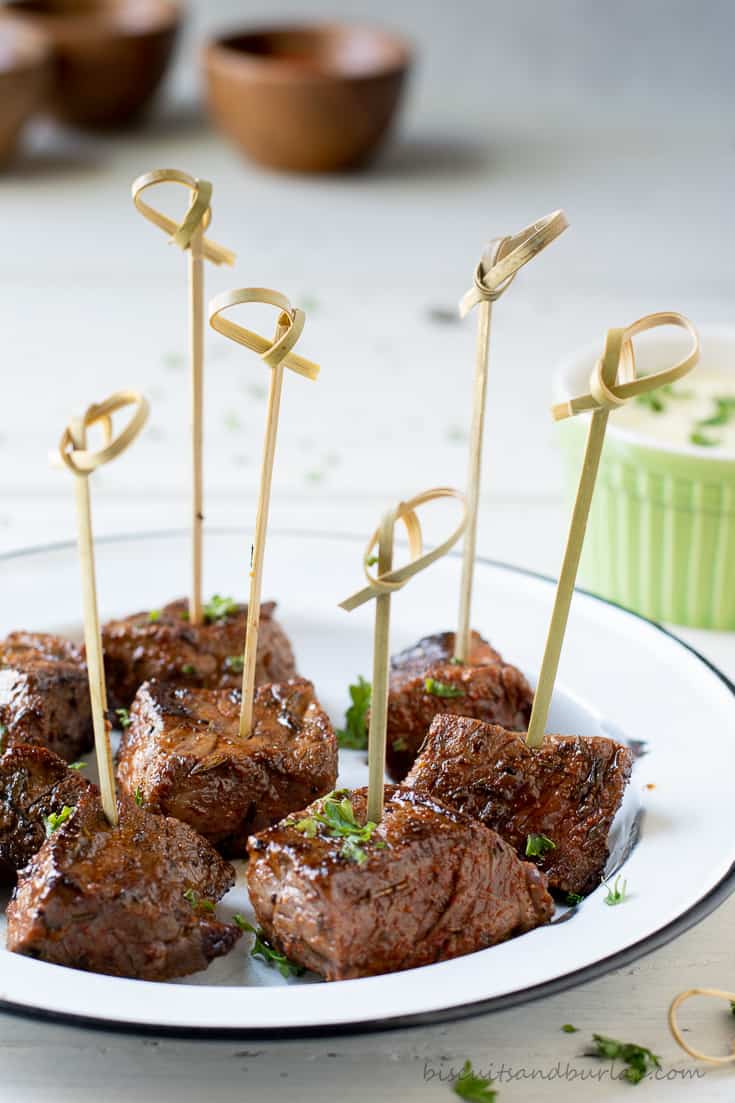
[68,761,85,771]
[690,428,719,447]
[336,677,371,749]
[562,1023,579,1033]
[453,1060,497,1101]
[134,786,144,807]
[224,654,244,674]
[148,609,161,623]
[183,889,215,912]
[450,656,464,666]
[424,677,465,698]
[587,1034,660,1084]
[180,664,196,676]
[115,708,131,730]
[603,875,628,906]
[634,391,665,413]
[565,892,584,906]
[688,394,735,448]
[525,833,556,858]
[392,737,409,752]
[293,791,381,864]
[0,723,6,754]
[365,554,378,567]
[233,915,305,978]
[203,594,238,622]
[44,805,75,837]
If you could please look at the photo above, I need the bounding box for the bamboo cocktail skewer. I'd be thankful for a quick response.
[132,169,235,625]
[525,311,699,749]
[209,288,320,738]
[340,488,467,823]
[55,391,150,825]
[455,210,568,662]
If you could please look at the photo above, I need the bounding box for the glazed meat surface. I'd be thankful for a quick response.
[0,744,95,880]
[247,785,554,981]
[0,632,93,762]
[102,598,296,709]
[118,677,337,856]
[386,631,533,782]
[406,716,634,896]
[7,796,241,980]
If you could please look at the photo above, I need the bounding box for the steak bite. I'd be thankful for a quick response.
[386,630,533,782]
[7,795,241,980]
[0,632,93,763]
[117,677,338,856]
[405,716,634,896]
[247,785,554,981]
[0,744,95,879]
[101,598,296,710]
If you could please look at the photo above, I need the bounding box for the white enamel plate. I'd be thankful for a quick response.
[0,530,733,1037]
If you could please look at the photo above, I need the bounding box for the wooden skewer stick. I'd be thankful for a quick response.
[209,288,320,738]
[340,487,467,823]
[455,210,568,662]
[55,392,150,825]
[669,988,735,1065]
[132,169,235,625]
[525,311,699,749]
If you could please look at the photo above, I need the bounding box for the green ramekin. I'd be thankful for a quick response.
[554,327,735,630]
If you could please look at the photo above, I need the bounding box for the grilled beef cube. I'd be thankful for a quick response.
[406,716,634,896]
[386,631,533,782]
[247,785,554,981]
[117,677,338,856]
[7,795,241,980]
[101,598,296,710]
[0,632,93,763]
[0,744,95,880]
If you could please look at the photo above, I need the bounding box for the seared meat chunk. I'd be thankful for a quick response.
[0,744,95,879]
[102,598,296,709]
[117,677,337,856]
[7,795,241,980]
[0,632,93,763]
[406,716,634,896]
[386,630,533,781]
[247,785,553,981]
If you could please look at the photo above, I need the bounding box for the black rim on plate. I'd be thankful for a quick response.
[0,527,733,1039]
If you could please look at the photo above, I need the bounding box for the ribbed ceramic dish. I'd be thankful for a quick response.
[555,327,735,629]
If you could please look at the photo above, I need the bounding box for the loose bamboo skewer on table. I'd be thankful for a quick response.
[455,209,568,662]
[209,288,320,738]
[340,487,467,823]
[669,988,735,1065]
[132,169,235,625]
[54,391,150,824]
[525,311,699,748]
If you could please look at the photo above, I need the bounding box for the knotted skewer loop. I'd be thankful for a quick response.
[131,168,235,266]
[526,311,699,749]
[57,391,150,475]
[209,288,320,381]
[552,312,700,422]
[669,988,735,1065]
[340,487,467,823]
[459,209,568,317]
[340,487,467,612]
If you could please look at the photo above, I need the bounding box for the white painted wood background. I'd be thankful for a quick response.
[1,1,734,1097]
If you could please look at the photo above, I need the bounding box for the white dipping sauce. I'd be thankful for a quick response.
[612,370,735,453]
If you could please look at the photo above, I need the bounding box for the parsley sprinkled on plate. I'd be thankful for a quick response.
[565,892,584,906]
[336,677,371,749]
[603,875,628,906]
[525,833,556,858]
[425,677,465,698]
[233,915,305,978]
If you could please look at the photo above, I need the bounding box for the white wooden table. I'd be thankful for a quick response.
[1,25,734,1097]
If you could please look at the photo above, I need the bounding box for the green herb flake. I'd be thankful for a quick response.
[134,786,144,807]
[603,875,628,906]
[180,664,197,676]
[392,737,409,753]
[0,723,6,754]
[424,677,465,699]
[68,761,85,771]
[293,791,382,864]
[634,391,665,413]
[148,609,161,623]
[183,889,215,913]
[565,892,584,906]
[224,654,244,674]
[587,1034,660,1084]
[450,656,464,666]
[453,1059,497,1102]
[233,915,305,978]
[44,805,75,837]
[336,677,371,749]
[365,554,379,567]
[115,708,131,730]
[525,833,556,858]
[203,594,238,622]
[562,1023,579,1033]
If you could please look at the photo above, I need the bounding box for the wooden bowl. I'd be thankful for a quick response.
[3,0,180,128]
[0,15,50,162]
[202,23,411,173]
